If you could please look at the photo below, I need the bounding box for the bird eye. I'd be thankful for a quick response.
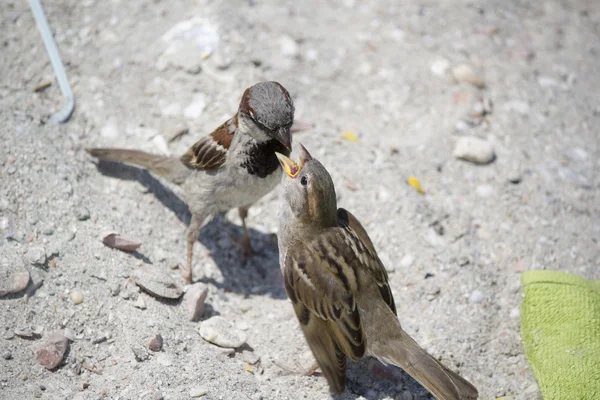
[300,176,308,186]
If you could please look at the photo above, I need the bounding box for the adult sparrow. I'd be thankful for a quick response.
[275,145,478,399]
[87,81,294,283]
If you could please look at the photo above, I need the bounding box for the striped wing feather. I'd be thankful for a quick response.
[283,208,397,393]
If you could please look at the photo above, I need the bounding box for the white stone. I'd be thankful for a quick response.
[469,290,485,303]
[190,387,207,398]
[184,94,207,120]
[71,289,84,305]
[453,136,495,165]
[101,117,119,139]
[133,296,147,310]
[430,59,450,77]
[199,316,247,348]
[279,35,300,58]
[510,308,520,319]
[476,184,495,198]
[400,254,415,268]
[452,64,485,88]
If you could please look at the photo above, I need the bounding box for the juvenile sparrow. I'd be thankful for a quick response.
[275,145,478,399]
[87,81,294,283]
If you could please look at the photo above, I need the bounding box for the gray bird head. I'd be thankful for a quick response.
[239,81,295,151]
[276,144,338,228]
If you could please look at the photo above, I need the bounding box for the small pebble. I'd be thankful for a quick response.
[74,206,90,221]
[134,296,147,310]
[199,316,247,348]
[27,247,47,266]
[148,334,163,352]
[430,59,450,77]
[279,34,300,58]
[476,184,495,198]
[0,268,30,296]
[109,283,120,296]
[131,345,149,362]
[42,226,55,236]
[133,265,183,300]
[183,94,207,120]
[241,350,260,365]
[35,331,69,370]
[400,254,415,268]
[101,118,120,139]
[14,328,34,338]
[2,351,12,360]
[185,283,208,321]
[452,63,485,88]
[189,387,207,398]
[91,335,107,345]
[510,308,520,319]
[70,289,84,305]
[453,136,495,165]
[507,168,522,184]
[525,383,539,394]
[469,290,485,304]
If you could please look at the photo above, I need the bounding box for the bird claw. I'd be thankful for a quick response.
[180,264,193,284]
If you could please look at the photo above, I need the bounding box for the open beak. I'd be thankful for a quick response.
[275,126,292,152]
[275,152,301,178]
[298,143,313,165]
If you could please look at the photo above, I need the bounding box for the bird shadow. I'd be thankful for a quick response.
[91,160,286,299]
[335,358,434,400]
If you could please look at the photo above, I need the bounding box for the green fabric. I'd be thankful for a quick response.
[520,270,600,400]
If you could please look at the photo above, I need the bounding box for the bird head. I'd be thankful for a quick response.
[238,81,294,151]
[275,144,338,228]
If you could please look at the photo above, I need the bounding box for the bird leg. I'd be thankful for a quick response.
[238,205,254,259]
[184,213,206,284]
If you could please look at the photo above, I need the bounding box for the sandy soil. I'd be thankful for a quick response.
[1,0,599,399]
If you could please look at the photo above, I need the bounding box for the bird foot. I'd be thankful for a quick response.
[180,264,193,284]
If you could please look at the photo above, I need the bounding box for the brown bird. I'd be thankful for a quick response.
[87,81,294,283]
[275,145,478,399]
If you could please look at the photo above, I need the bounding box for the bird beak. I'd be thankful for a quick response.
[298,143,313,165]
[275,126,292,151]
[275,152,301,178]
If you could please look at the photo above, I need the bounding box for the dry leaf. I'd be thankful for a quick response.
[102,233,141,252]
[407,176,425,194]
[341,131,360,143]
[244,363,254,374]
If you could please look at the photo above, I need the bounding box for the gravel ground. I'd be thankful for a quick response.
[1,0,599,399]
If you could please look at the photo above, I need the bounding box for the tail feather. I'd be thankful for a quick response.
[361,290,478,400]
[86,148,190,184]
[376,329,478,400]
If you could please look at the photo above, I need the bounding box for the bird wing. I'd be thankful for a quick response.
[180,115,237,170]
[282,209,396,392]
[336,208,397,315]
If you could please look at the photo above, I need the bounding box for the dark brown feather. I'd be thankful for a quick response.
[337,208,397,315]
[180,116,236,170]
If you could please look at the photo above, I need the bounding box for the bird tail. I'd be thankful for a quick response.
[86,148,189,184]
[374,328,478,400]
[362,295,478,400]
